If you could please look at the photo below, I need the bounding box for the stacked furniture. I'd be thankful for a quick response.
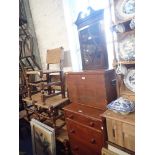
[22,47,70,133]
[64,70,117,155]
[102,0,135,154]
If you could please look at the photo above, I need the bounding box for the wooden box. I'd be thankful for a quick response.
[65,70,117,109]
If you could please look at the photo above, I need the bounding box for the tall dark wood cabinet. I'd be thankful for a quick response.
[75,7,109,70]
[64,70,117,155]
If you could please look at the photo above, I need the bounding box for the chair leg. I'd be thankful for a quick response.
[63,139,70,155]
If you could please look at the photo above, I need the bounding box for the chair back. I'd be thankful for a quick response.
[46,47,64,65]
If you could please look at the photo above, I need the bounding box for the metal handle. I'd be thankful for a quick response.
[112,128,115,138]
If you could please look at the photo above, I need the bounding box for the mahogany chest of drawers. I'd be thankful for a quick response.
[64,103,107,155]
[64,70,117,155]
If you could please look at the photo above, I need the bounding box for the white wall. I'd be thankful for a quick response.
[29,0,71,70]
[63,0,114,69]
[29,0,114,71]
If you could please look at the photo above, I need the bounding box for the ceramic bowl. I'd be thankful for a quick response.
[107,97,135,114]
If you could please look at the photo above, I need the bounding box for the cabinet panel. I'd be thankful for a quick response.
[78,22,108,70]
[66,70,117,109]
[122,123,135,151]
[75,7,109,70]
[106,118,135,151]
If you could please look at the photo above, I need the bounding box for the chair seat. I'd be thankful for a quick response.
[23,93,69,109]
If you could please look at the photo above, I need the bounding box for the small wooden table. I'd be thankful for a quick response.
[101,110,135,154]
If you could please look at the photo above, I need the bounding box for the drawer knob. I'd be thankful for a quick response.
[68,115,74,119]
[70,129,75,134]
[90,138,96,144]
[89,122,95,127]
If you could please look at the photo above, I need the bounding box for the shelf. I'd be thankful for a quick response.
[112,18,133,27]
[113,60,135,66]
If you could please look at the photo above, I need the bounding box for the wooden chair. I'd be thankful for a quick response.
[22,47,70,133]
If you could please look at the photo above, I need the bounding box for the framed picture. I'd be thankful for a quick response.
[30,119,56,155]
[114,0,135,24]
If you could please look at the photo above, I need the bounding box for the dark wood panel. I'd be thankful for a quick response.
[66,70,117,109]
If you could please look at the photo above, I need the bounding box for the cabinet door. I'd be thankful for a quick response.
[106,118,135,151]
[122,123,135,151]
[106,118,124,147]
[79,22,108,70]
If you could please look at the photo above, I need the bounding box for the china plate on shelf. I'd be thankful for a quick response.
[124,68,135,92]
[115,0,135,23]
[118,33,135,61]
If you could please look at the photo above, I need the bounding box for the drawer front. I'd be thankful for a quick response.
[66,119,105,151]
[65,110,103,131]
[70,137,101,155]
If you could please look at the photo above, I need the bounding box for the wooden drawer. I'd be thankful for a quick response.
[65,110,103,131]
[70,138,100,155]
[66,119,105,151]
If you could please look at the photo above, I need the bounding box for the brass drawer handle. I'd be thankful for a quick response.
[90,138,96,144]
[70,129,75,134]
[89,122,95,127]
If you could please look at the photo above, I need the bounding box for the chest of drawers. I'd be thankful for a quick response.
[64,70,117,155]
[64,103,107,155]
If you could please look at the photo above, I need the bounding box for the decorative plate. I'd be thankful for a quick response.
[107,97,135,114]
[124,68,135,92]
[118,33,135,61]
[115,0,135,23]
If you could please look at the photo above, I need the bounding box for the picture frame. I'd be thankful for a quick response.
[30,119,56,155]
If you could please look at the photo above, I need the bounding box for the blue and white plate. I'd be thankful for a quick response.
[107,97,135,114]
[115,0,135,23]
